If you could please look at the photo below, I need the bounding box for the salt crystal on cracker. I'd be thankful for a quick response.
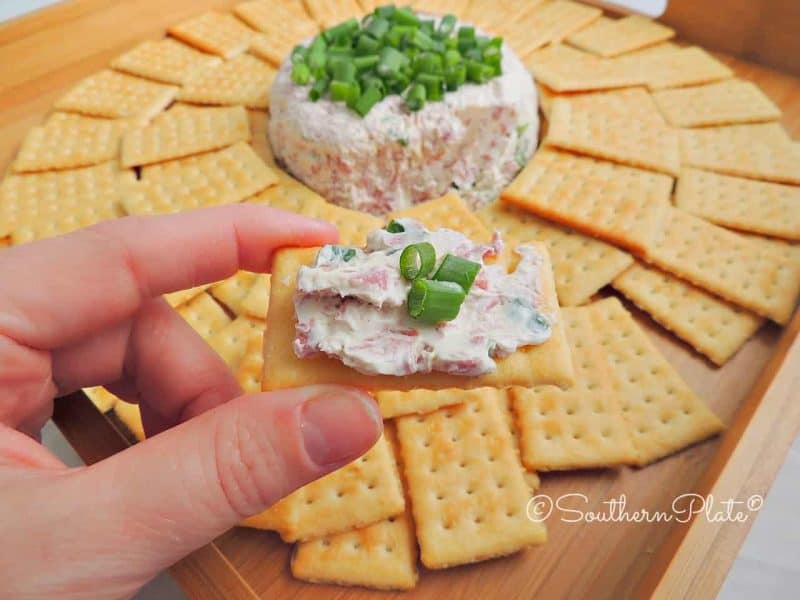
[396,395,546,569]
[675,167,800,241]
[546,98,681,176]
[588,297,724,466]
[612,261,764,366]
[643,207,800,324]
[121,106,251,167]
[567,15,674,58]
[178,54,276,109]
[54,69,177,120]
[168,11,255,59]
[653,79,781,128]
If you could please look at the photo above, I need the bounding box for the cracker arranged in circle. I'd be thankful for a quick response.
[235,0,319,64]
[675,167,800,241]
[513,0,601,55]
[111,38,223,85]
[501,161,668,254]
[0,160,133,243]
[612,261,764,366]
[511,305,637,470]
[679,123,799,185]
[178,54,276,109]
[54,69,178,120]
[303,0,365,28]
[290,423,419,591]
[168,11,255,59]
[652,79,781,128]
[644,46,733,91]
[538,87,666,126]
[566,15,675,58]
[376,387,490,420]
[396,394,547,569]
[263,242,574,392]
[643,208,800,325]
[587,297,724,466]
[122,106,252,167]
[526,43,645,92]
[546,99,681,176]
[478,200,633,306]
[244,433,405,542]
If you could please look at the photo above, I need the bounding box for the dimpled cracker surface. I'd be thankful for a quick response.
[168,11,254,59]
[539,87,666,126]
[546,99,681,176]
[111,38,222,85]
[12,118,130,173]
[263,244,574,391]
[652,79,781,128]
[501,161,667,253]
[177,293,231,340]
[644,46,733,91]
[533,148,673,198]
[239,273,271,319]
[566,14,674,58]
[178,54,277,109]
[526,44,645,93]
[235,0,319,66]
[495,389,542,491]
[588,297,724,466]
[396,395,547,569]
[235,332,265,393]
[206,315,263,369]
[252,182,382,246]
[0,161,133,240]
[122,106,251,167]
[675,168,800,241]
[644,208,800,324]
[291,424,419,591]
[739,232,800,264]
[303,0,364,28]
[679,124,800,185]
[139,141,276,203]
[511,306,636,470]
[54,69,178,120]
[210,271,259,313]
[388,193,492,243]
[612,262,764,366]
[164,283,214,308]
[517,0,602,54]
[376,387,491,420]
[249,433,405,542]
[478,200,632,306]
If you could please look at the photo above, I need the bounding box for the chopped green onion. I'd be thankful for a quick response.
[407,279,466,323]
[353,54,380,72]
[443,48,461,67]
[405,82,426,111]
[355,33,381,55]
[413,51,443,75]
[444,63,466,90]
[463,46,483,62]
[385,220,405,233]
[375,5,396,19]
[309,77,330,101]
[290,45,308,64]
[322,18,359,43]
[365,16,390,40]
[409,28,434,51]
[466,59,494,83]
[400,242,436,280]
[329,58,357,82]
[416,73,443,101]
[330,80,360,105]
[484,44,501,67]
[291,62,311,85]
[420,19,435,35]
[392,6,420,27]
[458,25,475,39]
[432,254,481,292]
[353,82,384,116]
[438,15,457,38]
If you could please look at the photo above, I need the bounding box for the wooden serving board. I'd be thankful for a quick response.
[2,2,799,599]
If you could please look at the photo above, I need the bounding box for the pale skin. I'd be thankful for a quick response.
[0,204,383,599]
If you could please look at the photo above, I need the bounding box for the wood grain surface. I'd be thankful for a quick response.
[3,1,799,598]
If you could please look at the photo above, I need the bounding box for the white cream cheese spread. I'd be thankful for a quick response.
[293,219,552,376]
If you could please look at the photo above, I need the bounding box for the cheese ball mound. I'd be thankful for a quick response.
[268,32,538,215]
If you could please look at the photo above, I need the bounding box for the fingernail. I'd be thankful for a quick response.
[300,389,382,467]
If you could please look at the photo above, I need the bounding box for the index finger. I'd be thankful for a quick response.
[0,204,338,349]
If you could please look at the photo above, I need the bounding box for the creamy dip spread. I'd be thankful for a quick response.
[269,20,539,215]
[293,219,552,376]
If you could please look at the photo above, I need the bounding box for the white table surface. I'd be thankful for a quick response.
[5,2,798,598]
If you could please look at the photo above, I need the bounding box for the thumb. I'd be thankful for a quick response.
[62,385,381,590]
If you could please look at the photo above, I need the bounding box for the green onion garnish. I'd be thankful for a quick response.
[385,219,405,233]
[407,279,466,323]
[295,6,503,116]
[433,254,481,292]
[400,242,436,280]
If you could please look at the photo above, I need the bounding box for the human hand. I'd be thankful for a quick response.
[0,205,382,599]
